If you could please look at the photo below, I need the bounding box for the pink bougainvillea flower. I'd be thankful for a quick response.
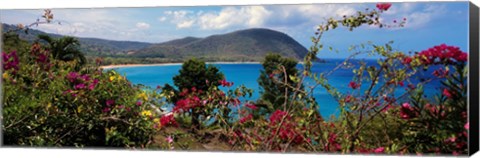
[102,107,111,113]
[344,95,353,103]
[74,83,86,89]
[66,72,79,83]
[402,56,412,64]
[443,89,453,98]
[376,3,392,11]
[269,110,288,124]
[106,99,115,106]
[465,122,469,130]
[415,44,468,65]
[348,81,360,89]
[245,103,258,110]
[166,136,174,143]
[239,114,253,124]
[374,147,385,153]
[400,103,415,119]
[219,79,234,87]
[433,68,448,78]
[160,114,177,127]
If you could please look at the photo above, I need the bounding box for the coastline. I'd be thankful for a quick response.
[100,61,261,69]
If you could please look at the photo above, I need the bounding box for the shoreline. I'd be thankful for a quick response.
[100,62,261,69]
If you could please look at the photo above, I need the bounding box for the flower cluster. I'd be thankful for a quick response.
[65,72,99,91]
[348,81,360,89]
[160,113,178,127]
[443,88,454,99]
[239,114,253,124]
[416,44,468,65]
[399,103,417,119]
[2,51,19,73]
[173,95,202,113]
[376,3,392,11]
[433,68,449,78]
[269,110,303,143]
[219,79,234,87]
[326,133,342,152]
[30,43,50,65]
[245,102,258,110]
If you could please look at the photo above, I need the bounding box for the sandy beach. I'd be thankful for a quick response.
[100,62,261,69]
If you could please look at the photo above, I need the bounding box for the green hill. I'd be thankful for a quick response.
[1,23,152,56]
[2,24,312,62]
[134,28,308,61]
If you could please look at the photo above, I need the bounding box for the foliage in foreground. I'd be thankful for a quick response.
[2,4,470,156]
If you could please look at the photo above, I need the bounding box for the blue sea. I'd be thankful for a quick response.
[113,59,442,118]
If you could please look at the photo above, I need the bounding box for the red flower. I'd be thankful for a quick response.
[66,72,79,83]
[160,114,177,127]
[269,110,288,124]
[106,100,115,106]
[102,107,111,113]
[415,44,468,65]
[349,81,360,89]
[400,103,415,119]
[239,114,253,124]
[245,103,258,110]
[402,56,412,64]
[443,89,453,98]
[376,3,392,11]
[136,101,142,106]
[219,79,234,87]
[344,95,353,103]
[74,83,86,89]
[374,147,385,153]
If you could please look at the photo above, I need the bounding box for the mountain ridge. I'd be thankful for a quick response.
[2,23,310,62]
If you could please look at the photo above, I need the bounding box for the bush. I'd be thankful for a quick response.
[2,36,166,148]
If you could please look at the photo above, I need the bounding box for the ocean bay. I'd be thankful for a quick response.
[112,59,441,118]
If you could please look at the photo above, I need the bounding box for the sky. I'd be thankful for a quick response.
[0,2,470,59]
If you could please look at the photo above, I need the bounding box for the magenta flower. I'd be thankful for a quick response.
[166,136,174,143]
[136,101,142,106]
[400,103,415,119]
[245,103,258,110]
[219,79,233,87]
[36,53,48,63]
[402,56,412,64]
[376,3,392,11]
[2,51,19,73]
[344,95,353,103]
[239,114,253,124]
[374,147,385,153]
[443,89,453,98]
[102,107,111,113]
[348,81,360,89]
[80,74,90,81]
[465,122,469,130]
[106,100,115,106]
[66,72,79,83]
[74,83,86,89]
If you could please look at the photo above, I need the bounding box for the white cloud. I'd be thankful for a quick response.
[177,20,194,28]
[380,3,446,29]
[197,6,271,30]
[161,4,360,30]
[158,16,167,22]
[136,22,150,29]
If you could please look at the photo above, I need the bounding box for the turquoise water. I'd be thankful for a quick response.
[113,59,442,118]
